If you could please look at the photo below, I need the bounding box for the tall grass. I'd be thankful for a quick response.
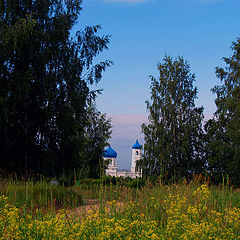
[0,180,82,211]
[1,176,240,239]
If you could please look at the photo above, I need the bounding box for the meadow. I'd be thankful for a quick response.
[0,176,240,239]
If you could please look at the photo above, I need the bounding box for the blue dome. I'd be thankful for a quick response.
[103,145,117,158]
[132,139,141,149]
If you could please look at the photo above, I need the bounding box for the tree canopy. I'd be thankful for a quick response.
[141,56,204,182]
[205,38,240,186]
[0,0,112,179]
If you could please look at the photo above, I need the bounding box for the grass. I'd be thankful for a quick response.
[0,176,240,239]
[0,179,82,211]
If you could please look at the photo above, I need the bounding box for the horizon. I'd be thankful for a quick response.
[75,0,240,169]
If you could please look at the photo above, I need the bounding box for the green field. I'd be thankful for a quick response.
[1,177,240,239]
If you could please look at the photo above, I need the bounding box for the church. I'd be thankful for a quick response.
[103,139,142,178]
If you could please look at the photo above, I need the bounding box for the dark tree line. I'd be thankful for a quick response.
[141,39,240,186]
[0,0,112,179]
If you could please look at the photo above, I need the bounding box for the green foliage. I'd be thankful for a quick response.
[102,176,145,188]
[0,0,112,178]
[77,178,102,187]
[1,181,240,239]
[205,38,240,186]
[141,56,205,182]
[77,176,145,189]
[0,180,82,209]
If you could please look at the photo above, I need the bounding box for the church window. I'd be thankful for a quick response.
[136,151,139,155]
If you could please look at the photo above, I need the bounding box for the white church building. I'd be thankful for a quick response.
[103,139,142,178]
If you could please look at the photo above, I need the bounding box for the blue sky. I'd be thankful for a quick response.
[75,0,240,169]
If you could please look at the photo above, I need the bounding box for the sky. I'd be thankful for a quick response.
[74,0,240,169]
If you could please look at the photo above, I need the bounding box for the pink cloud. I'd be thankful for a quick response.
[106,113,148,169]
[107,112,213,142]
[108,113,148,141]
